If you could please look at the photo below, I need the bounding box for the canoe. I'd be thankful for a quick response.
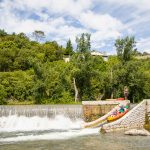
[107,110,128,122]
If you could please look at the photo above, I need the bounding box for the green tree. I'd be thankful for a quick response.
[71,53,106,101]
[76,33,91,53]
[43,41,64,62]
[0,29,7,37]
[115,36,136,63]
[0,30,149,105]
[32,30,45,42]
[0,70,34,102]
[106,56,121,99]
[0,84,7,104]
[65,39,74,55]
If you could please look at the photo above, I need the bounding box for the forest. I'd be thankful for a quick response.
[0,29,150,104]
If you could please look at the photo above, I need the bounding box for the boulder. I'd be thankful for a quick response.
[125,129,150,136]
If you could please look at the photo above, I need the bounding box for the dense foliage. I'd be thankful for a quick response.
[0,30,149,104]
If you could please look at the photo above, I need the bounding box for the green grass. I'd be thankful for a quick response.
[7,100,34,105]
[7,100,82,105]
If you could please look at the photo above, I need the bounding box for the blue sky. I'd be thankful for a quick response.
[0,0,150,54]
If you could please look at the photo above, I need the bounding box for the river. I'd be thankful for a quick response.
[0,105,150,150]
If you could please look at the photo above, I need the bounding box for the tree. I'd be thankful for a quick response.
[0,84,7,104]
[32,30,45,42]
[43,41,64,62]
[106,56,121,99]
[65,39,73,55]
[115,36,136,63]
[71,33,92,101]
[71,52,106,101]
[143,51,150,56]
[0,29,7,37]
[0,30,149,104]
[76,33,91,53]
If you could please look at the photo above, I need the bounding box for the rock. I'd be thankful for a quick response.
[125,129,150,136]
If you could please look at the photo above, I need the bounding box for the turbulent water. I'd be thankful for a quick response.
[0,105,83,132]
[0,105,150,150]
[0,105,99,143]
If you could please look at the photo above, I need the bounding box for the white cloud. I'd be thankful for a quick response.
[0,0,91,34]
[92,41,106,50]
[0,0,150,53]
[78,11,125,50]
[49,0,93,16]
[79,11,124,31]
[137,38,150,53]
[102,0,150,11]
[98,0,150,30]
[2,0,93,17]
[0,0,121,49]
[91,31,121,50]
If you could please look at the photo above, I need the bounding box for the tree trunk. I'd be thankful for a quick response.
[110,68,113,99]
[73,78,79,102]
[111,91,113,99]
[99,93,104,100]
[133,96,135,104]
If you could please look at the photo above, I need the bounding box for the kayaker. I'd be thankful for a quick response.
[119,106,125,113]
[124,105,129,111]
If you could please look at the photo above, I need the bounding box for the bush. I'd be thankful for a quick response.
[0,84,7,104]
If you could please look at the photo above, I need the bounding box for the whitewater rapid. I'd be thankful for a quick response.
[0,114,99,143]
[0,115,83,132]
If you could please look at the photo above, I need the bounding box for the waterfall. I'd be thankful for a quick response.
[0,105,83,132]
[0,105,83,119]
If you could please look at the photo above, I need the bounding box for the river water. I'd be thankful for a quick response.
[0,105,150,150]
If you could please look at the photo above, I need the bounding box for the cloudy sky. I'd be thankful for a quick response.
[0,0,150,54]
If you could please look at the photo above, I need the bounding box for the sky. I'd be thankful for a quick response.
[0,0,150,54]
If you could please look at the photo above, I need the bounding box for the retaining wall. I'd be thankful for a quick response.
[101,100,147,132]
[82,100,129,122]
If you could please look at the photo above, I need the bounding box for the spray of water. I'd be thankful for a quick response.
[0,105,99,142]
[0,115,83,132]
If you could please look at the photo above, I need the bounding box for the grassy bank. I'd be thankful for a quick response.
[7,100,82,105]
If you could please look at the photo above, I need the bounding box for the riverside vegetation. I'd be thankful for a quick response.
[0,29,150,105]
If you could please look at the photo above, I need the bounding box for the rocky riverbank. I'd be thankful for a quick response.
[125,129,150,136]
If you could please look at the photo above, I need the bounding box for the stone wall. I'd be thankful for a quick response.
[82,101,129,122]
[101,100,147,132]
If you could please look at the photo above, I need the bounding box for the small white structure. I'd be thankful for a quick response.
[91,51,108,61]
[63,56,70,62]
[91,51,103,56]
[63,51,109,62]
[135,55,150,60]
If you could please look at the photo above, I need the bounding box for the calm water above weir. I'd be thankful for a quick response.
[0,105,150,150]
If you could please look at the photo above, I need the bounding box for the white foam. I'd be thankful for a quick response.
[0,114,99,142]
[0,128,99,142]
[0,115,83,132]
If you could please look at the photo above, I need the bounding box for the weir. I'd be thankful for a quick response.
[0,105,83,132]
[0,100,150,133]
[0,105,83,119]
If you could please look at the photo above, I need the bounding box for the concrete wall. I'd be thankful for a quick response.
[101,100,147,132]
[82,100,129,122]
